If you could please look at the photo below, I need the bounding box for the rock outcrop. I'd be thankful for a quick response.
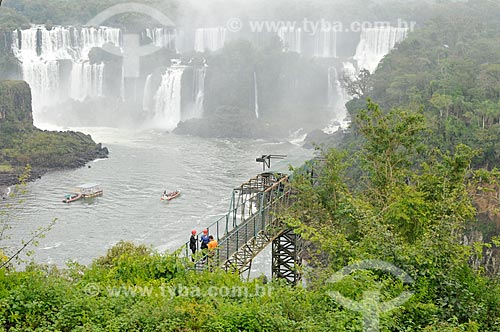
[0,80,109,186]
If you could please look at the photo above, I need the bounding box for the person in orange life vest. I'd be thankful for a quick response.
[207,235,218,250]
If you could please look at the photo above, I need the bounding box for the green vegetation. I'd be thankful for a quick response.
[0,0,179,29]
[2,101,500,330]
[0,0,462,29]
[0,81,108,185]
[1,1,500,330]
[347,0,500,169]
[287,102,500,330]
[0,130,108,170]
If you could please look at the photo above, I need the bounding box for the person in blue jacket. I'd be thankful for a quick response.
[200,229,210,250]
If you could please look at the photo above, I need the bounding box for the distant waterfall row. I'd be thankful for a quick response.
[142,28,177,51]
[8,24,407,132]
[277,26,407,65]
[11,26,121,108]
[192,26,406,68]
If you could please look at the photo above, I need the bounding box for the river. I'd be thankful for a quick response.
[1,127,312,268]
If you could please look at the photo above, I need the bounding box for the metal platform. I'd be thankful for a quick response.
[179,172,301,283]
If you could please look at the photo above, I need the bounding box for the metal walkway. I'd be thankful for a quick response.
[179,172,296,277]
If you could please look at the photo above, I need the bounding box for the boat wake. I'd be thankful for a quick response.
[42,242,62,250]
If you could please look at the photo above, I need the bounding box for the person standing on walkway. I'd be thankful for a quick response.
[207,235,218,250]
[207,235,218,270]
[189,230,197,261]
[200,229,210,250]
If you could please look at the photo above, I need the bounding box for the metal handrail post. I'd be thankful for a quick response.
[217,219,220,240]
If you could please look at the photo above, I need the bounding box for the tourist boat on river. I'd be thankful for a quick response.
[75,183,103,198]
[161,190,181,201]
[62,183,103,203]
[62,193,82,203]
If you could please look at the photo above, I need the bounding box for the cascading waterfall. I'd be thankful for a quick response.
[193,66,206,118]
[152,67,185,130]
[142,74,154,111]
[12,28,63,108]
[120,66,125,101]
[194,28,226,52]
[323,27,408,133]
[353,27,408,72]
[11,26,121,112]
[313,30,337,58]
[143,28,176,50]
[323,62,357,134]
[70,62,104,100]
[254,71,259,119]
[337,61,358,114]
[277,27,302,53]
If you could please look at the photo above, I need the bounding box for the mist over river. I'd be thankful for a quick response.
[1,128,312,267]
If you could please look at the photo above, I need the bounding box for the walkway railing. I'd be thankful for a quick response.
[179,173,289,270]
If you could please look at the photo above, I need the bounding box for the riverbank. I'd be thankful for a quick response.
[0,80,109,187]
[0,185,10,199]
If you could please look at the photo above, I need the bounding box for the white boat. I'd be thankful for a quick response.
[161,190,181,201]
[73,183,103,198]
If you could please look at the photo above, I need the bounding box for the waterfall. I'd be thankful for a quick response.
[327,65,350,118]
[254,71,259,119]
[152,67,185,130]
[144,28,176,51]
[353,27,408,73]
[314,30,337,58]
[194,28,226,52]
[11,26,121,113]
[11,28,62,108]
[120,66,125,101]
[193,66,206,118]
[323,63,357,134]
[340,61,357,103]
[277,27,302,53]
[21,60,61,108]
[142,74,154,111]
[70,62,104,101]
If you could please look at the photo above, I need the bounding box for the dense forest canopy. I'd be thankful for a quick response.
[345,0,500,169]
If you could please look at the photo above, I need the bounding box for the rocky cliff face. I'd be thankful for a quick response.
[466,182,500,277]
[0,80,33,131]
[0,80,108,186]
